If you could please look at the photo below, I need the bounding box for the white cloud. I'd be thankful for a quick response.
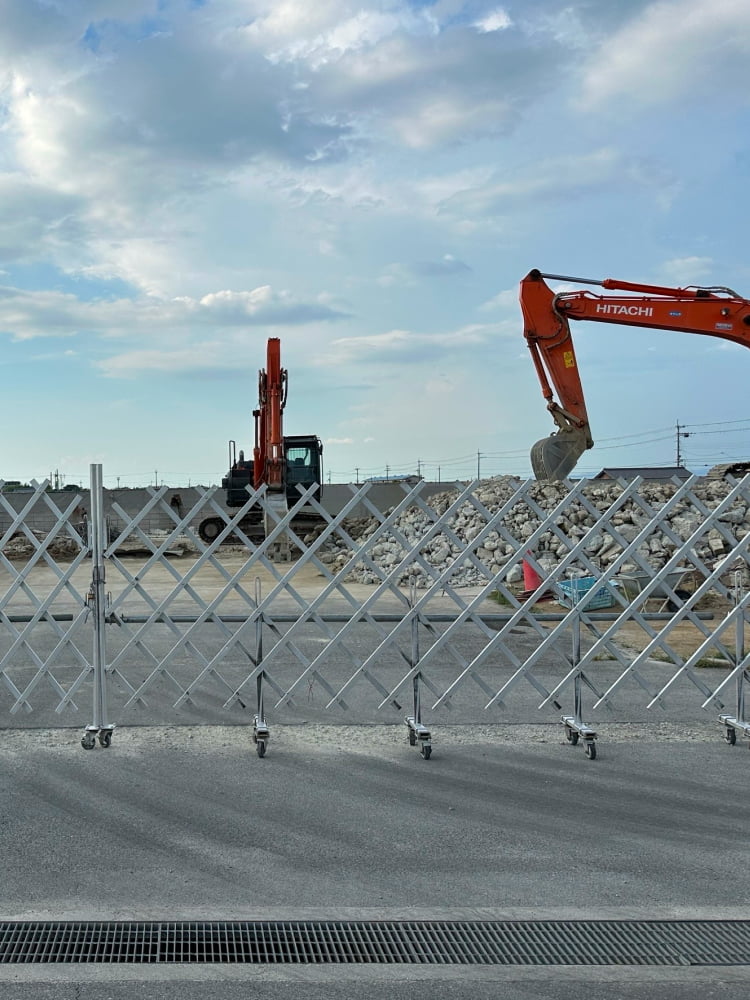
[474,8,512,34]
[0,173,86,263]
[578,0,750,109]
[299,16,564,148]
[0,283,347,342]
[244,0,437,68]
[388,94,516,150]
[479,288,517,312]
[322,323,497,364]
[439,147,671,220]
[659,256,714,286]
[96,346,220,377]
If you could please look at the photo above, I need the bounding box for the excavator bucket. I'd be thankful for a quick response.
[530,428,589,481]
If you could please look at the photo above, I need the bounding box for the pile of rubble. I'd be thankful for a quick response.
[316,476,747,588]
[3,477,747,592]
[1,529,83,561]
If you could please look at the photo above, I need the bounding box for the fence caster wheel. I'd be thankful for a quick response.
[98,730,112,748]
[565,727,579,745]
[420,745,432,760]
[725,727,737,745]
[256,739,266,758]
[408,730,416,746]
[585,741,597,760]
[81,733,96,750]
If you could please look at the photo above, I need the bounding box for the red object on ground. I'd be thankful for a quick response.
[522,558,543,593]
[520,556,554,601]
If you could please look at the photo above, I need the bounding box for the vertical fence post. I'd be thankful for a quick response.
[560,580,599,760]
[81,464,115,750]
[719,571,750,746]
[735,573,745,728]
[252,578,270,757]
[405,578,432,759]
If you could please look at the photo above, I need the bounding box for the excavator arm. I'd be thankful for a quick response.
[520,268,750,480]
[253,337,288,492]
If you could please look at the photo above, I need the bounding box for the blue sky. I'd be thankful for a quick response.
[1,0,750,486]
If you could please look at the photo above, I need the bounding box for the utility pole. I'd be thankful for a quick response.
[355,467,360,484]
[477,450,482,480]
[676,421,690,467]
[385,464,390,480]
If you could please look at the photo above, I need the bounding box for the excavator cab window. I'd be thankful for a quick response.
[284,438,323,503]
[285,445,315,484]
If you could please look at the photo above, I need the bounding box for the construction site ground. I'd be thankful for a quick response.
[1,553,748,995]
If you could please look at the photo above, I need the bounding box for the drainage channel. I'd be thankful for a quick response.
[1,921,749,965]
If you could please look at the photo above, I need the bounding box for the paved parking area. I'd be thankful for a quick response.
[0,722,748,994]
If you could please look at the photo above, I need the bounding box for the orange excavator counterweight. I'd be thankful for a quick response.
[520,269,750,480]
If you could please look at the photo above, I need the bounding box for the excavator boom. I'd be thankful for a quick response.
[253,337,288,492]
[520,269,750,480]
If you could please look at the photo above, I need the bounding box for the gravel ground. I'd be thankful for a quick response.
[0,718,730,756]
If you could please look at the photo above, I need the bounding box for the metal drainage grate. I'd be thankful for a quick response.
[1,921,749,965]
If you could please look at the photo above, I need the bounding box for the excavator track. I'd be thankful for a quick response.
[197,512,325,546]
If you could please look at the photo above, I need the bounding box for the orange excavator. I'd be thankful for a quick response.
[198,337,324,544]
[521,268,750,480]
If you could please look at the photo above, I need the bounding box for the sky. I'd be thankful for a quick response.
[1,0,750,488]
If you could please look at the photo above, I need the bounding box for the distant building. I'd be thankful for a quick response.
[705,461,750,480]
[593,466,692,482]
[364,474,422,485]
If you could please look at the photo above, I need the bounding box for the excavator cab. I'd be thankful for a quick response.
[530,427,590,481]
[284,435,324,505]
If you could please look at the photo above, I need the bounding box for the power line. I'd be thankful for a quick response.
[680,426,750,437]
[679,417,750,430]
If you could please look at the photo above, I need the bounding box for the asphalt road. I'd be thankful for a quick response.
[0,723,748,994]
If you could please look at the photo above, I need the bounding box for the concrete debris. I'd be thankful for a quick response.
[312,477,748,589]
[1,530,83,561]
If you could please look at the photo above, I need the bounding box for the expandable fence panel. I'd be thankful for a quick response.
[1,468,749,753]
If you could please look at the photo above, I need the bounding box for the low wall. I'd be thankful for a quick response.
[0,481,459,536]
